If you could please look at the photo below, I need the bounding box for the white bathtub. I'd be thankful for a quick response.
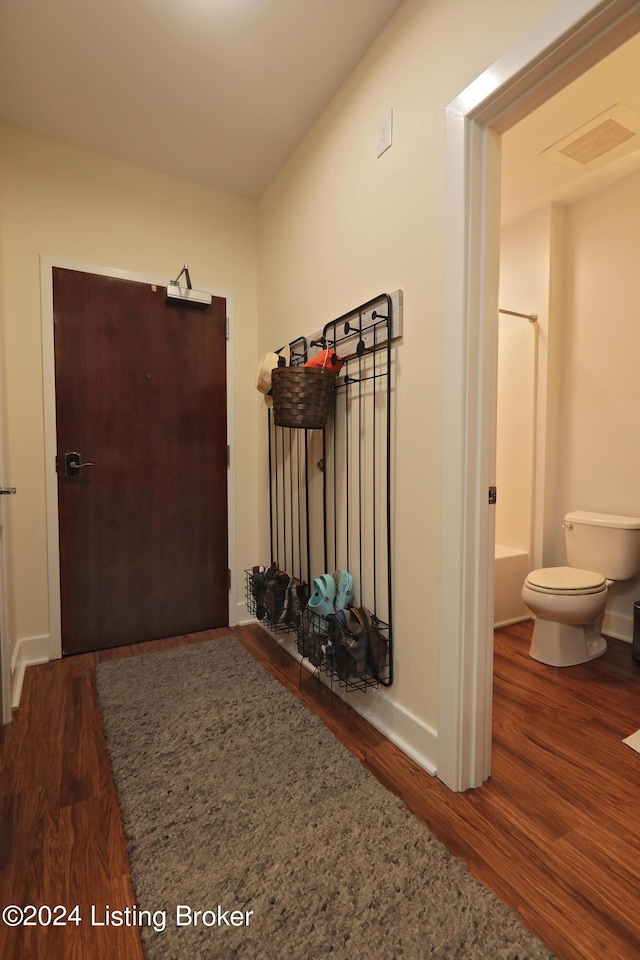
[494,545,531,627]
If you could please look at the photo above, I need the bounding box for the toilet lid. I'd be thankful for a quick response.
[525,566,606,595]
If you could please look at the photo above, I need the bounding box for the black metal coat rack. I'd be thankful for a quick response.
[246,293,394,692]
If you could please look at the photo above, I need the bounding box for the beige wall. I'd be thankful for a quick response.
[0,124,259,653]
[0,0,569,755]
[559,166,640,638]
[258,0,558,735]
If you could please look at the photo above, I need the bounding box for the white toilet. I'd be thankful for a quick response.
[521,510,640,667]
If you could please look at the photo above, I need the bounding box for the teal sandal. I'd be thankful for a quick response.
[333,570,354,612]
[307,574,336,618]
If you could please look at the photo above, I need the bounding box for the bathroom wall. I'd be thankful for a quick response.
[258,0,559,753]
[499,172,640,643]
[559,166,640,640]
[499,204,565,572]
[495,313,536,554]
[0,124,260,658]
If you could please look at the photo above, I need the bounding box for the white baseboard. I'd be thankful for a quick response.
[10,635,50,709]
[528,610,633,646]
[235,601,253,626]
[348,682,438,777]
[603,609,633,644]
[257,624,438,777]
[494,615,531,629]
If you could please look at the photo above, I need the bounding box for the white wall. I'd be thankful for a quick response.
[499,204,565,571]
[0,124,259,659]
[559,167,640,640]
[258,0,559,762]
[495,315,536,553]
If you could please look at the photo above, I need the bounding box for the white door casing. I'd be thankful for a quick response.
[0,392,12,724]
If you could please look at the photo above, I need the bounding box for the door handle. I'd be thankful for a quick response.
[65,452,94,479]
[0,487,16,495]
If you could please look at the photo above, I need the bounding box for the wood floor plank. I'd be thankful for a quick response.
[550,826,640,949]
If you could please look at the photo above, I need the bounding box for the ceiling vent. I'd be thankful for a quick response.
[541,104,640,170]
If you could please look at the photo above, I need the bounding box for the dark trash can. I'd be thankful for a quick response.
[634,601,640,664]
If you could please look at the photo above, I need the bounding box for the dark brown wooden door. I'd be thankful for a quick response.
[53,268,229,655]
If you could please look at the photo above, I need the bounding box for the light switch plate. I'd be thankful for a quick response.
[377,108,393,158]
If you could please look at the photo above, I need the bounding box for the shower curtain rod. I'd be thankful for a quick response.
[499,308,538,323]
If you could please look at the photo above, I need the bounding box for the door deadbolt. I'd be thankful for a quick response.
[65,452,94,478]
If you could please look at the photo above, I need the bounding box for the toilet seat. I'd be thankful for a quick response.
[524,566,606,596]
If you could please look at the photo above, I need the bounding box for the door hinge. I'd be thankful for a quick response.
[228,568,232,591]
[488,486,497,505]
[225,317,230,340]
[227,444,230,468]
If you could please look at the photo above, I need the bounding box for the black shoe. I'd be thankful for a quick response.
[251,568,268,620]
[265,570,291,622]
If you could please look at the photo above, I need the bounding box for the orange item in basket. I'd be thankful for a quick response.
[304,348,344,373]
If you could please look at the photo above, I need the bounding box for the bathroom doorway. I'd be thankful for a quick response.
[438,0,640,793]
[496,29,640,634]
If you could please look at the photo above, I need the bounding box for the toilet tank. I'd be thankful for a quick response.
[564,511,640,580]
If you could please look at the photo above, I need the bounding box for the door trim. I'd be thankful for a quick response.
[41,256,238,660]
[439,0,640,791]
[0,347,12,722]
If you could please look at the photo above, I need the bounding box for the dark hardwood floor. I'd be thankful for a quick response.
[1,620,640,959]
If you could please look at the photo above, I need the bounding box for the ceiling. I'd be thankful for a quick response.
[501,30,640,224]
[1,1,638,212]
[0,0,405,199]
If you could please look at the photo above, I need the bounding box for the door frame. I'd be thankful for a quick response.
[41,256,238,661]
[0,352,12,723]
[438,0,640,791]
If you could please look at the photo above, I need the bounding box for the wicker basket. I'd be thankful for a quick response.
[271,366,336,429]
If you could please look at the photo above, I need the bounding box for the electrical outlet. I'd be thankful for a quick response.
[377,108,393,158]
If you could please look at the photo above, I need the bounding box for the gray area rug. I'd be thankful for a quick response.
[96,637,554,960]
